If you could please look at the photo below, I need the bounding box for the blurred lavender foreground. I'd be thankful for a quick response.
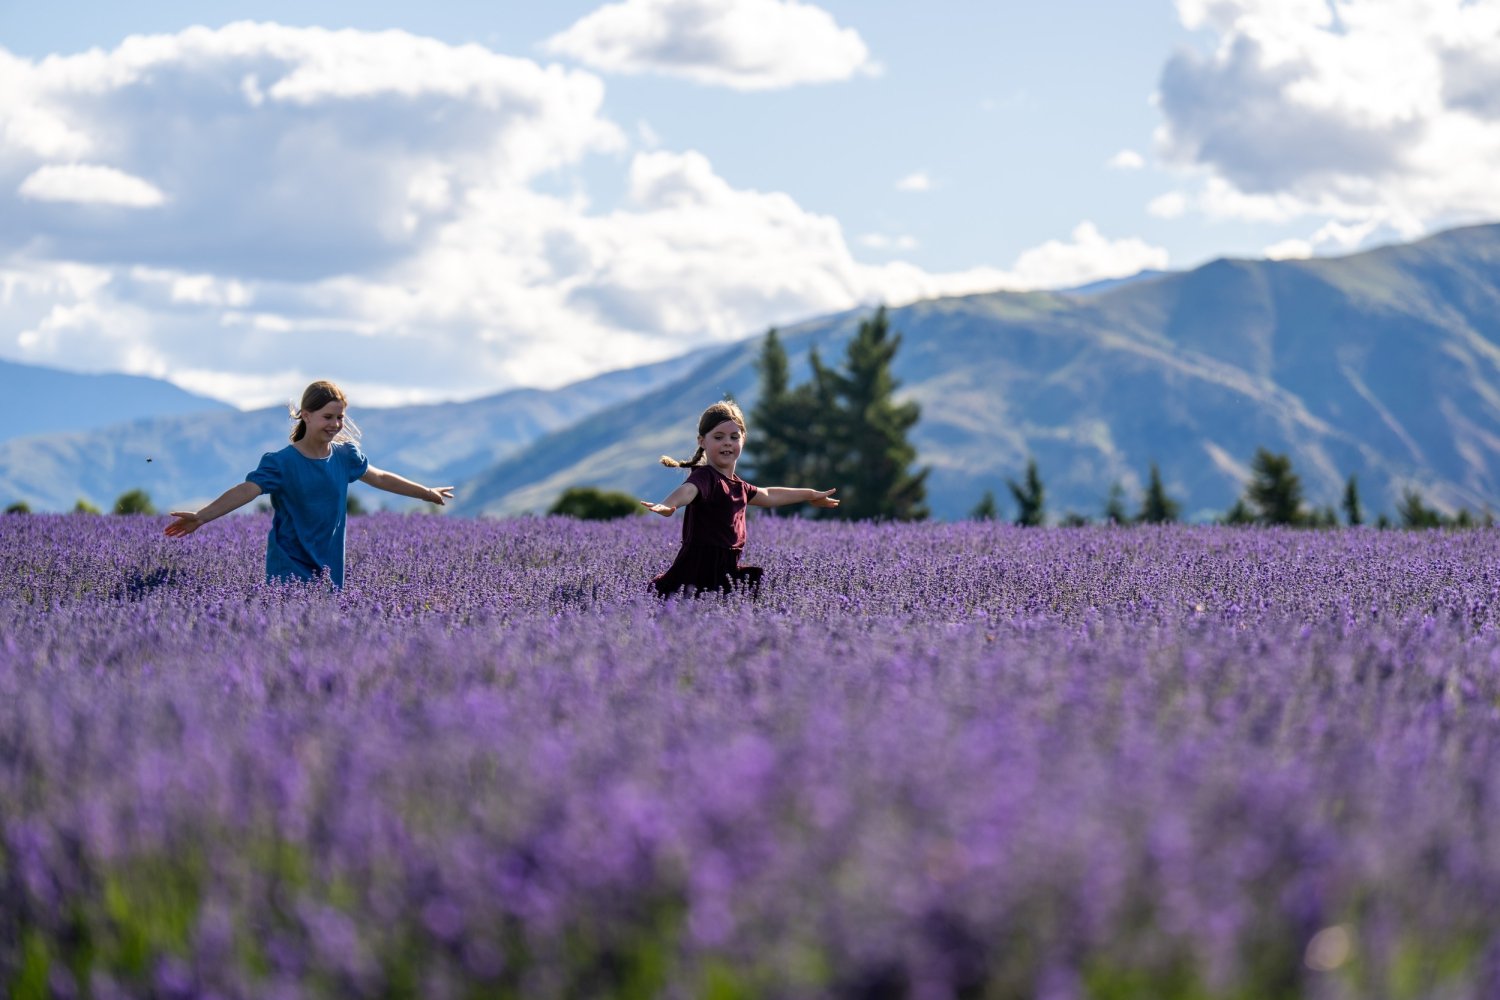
[3,514,1500,999]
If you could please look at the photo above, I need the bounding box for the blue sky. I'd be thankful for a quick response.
[3,0,1497,407]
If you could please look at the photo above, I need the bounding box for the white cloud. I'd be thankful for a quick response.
[543,0,876,90]
[1155,0,1500,241]
[895,171,932,192]
[0,24,1161,410]
[18,163,167,207]
[1148,191,1189,218]
[1263,238,1313,260]
[1108,149,1146,170]
[860,233,919,251]
[1002,222,1170,290]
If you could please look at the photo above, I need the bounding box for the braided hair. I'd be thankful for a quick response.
[660,400,746,468]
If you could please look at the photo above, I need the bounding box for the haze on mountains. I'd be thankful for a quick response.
[2,223,1496,522]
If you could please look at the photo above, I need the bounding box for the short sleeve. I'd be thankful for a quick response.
[343,442,370,483]
[685,465,713,498]
[246,451,282,495]
[742,479,759,500]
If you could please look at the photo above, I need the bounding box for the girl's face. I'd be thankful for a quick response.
[304,400,346,448]
[700,419,744,473]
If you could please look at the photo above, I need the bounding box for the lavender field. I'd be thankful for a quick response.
[3,513,1500,999]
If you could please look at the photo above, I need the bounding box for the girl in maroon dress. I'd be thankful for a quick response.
[642,401,839,596]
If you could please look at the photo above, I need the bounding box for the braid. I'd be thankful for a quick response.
[656,400,745,470]
[660,446,705,469]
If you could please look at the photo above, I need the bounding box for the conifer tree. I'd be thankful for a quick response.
[834,307,928,521]
[1103,481,1129,525]
[747,328,797,512]
[1136,463,1180,524]
[1341,474,1363,526]
[1397,488,1444,529]
[1243,449,1305,525]
[794,347,846,515]
[970,490,999,521]
[1008,458,1045,527]
[1222,498,1255,525]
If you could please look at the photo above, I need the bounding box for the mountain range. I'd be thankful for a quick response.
[0,360,233,443]
[2,223,1498,521]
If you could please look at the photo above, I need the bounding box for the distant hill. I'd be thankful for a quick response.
[455,223,1500,522]
[0,353,701,512]
[1061,269,1172,296]
[0,360,233,443]
[4,224,1499,521]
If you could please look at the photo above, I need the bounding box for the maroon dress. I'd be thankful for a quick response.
[652,464,764,597]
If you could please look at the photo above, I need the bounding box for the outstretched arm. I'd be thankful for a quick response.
[749,486,839,509]
[164,481,263,537]
[361,466,454,505]
[640,482,699,517]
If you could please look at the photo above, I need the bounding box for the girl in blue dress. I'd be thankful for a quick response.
[164,380,453,587]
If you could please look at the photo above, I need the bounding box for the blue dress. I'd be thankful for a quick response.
[246,442,369,587]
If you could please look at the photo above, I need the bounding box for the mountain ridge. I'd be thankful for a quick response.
[3,222,1498,520]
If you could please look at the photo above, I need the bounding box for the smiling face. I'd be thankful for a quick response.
[699,419,744,475]
[302,400,347,452]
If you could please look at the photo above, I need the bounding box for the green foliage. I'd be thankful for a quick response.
[1242,449,1305,525]
[1007,458,1045,527]
[1308,505,1341,528]
[1397,488,1445,529]
[1103,481,1129,525]
[748,328,796,509]
[1222,498,1255,526]
[549,486,643,520]
[346,492,368,516]
[1342,474,1364,526]
[970,490,999,521]
[1135,463,1180,524]
[112,489,156,516]
[746,311,927,522]
[4,500,31,514]
[834,307,928,521]
[72,498,102,514]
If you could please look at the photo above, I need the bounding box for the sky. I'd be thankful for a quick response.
[2,0,1498,408]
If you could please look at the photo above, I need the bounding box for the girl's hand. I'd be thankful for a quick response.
[427,486,455,505]
[640,500,677,517]
[164,511,205,537]
[809,488,839,508]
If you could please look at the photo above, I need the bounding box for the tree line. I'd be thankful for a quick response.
[972,448,1494,529]
[740,311,1491,529]
[4,490,375,517]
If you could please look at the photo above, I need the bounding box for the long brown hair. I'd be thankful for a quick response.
[660,400,746,468]
[289,380,361,444]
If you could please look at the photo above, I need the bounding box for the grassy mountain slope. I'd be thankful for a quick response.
[457,223,1500,522]
[0,353,701,511]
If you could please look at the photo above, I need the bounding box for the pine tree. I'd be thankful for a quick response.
[834,307,928,521]
[1222,498,1255,526]
[747,328,797,513]
[1340,474,1363,526]
[1397,488,1444,529]
[970,490,999,521]
[1136,463,1180,524]
[1008,458,1045,527]
[1103,481,1129,525]
[794,347,846,516]
[1244,449,1305,525]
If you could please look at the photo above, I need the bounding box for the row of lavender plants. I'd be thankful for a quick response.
[3,512,1500,998]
